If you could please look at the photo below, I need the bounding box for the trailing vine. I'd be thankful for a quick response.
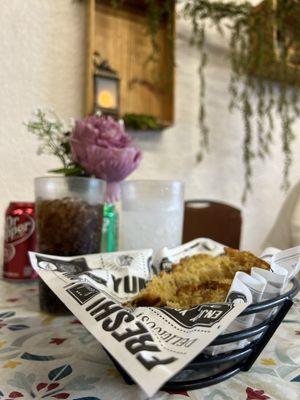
[181,0,300,200]
[107,0,300,200]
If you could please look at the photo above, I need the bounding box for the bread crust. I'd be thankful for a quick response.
[127,247,269,309]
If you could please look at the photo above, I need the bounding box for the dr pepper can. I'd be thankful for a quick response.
[3,202,37,280]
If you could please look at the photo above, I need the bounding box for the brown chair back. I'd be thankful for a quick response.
[183,200,242,249]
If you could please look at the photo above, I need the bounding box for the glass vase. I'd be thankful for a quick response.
[35,176,106,314]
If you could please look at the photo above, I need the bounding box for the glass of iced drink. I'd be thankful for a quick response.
[35,176,106,314]
[119,180,184,253]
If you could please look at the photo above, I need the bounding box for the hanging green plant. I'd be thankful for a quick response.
[123,113,165,131]
[106,0,300,200]
[182,0,300,201]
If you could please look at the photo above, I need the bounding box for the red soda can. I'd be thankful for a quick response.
[3,202,37,280]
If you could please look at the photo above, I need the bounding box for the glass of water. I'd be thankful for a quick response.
[119,180,184,253]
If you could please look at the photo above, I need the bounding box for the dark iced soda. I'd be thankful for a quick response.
[36,197,103,314]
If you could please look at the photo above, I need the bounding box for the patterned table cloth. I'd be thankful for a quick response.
[0,279,299,400]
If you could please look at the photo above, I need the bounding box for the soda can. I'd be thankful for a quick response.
[3,202,37,280]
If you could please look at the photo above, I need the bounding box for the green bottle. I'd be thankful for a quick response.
[101,203,119,252]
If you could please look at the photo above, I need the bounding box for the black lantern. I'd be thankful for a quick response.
[93,52,120,117]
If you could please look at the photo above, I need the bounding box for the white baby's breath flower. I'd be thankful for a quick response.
[34,108,42,116]
[56,132,66,141]
[47,118,56,124]
[26,107,73,168]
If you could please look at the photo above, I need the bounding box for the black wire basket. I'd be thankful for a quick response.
[106,278,299,391]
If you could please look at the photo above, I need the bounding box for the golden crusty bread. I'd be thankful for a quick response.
[128,247,269,309]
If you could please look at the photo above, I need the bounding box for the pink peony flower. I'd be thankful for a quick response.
[70,115,142,202]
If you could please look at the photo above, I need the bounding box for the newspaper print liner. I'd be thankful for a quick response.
[155,239,300,355]
[29,239,300,396]
[29,244,247,398]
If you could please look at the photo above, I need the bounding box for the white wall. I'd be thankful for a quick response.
[0,0,87,264]
[1,0,300,265]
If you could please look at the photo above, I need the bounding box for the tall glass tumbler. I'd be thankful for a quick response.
[120,180,184,253]
[35,176,106,314]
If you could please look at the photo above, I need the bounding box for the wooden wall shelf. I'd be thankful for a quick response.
[250,0,300,85]
[85,0,175,126]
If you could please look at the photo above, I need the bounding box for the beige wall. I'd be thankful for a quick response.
[0,0,300,266]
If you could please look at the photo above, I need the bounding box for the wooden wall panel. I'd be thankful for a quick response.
[85,0,174,125]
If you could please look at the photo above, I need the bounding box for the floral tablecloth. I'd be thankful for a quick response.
[0,279,299,400]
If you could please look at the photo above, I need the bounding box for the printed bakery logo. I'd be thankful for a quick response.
[36,255,90,277]
[118,255,134,267]
[160,303,234,328]
[226,291,248,303]
[102,254,138,272]
[64,285,178,369]
[85,295,177,370]
[67,282,100,305]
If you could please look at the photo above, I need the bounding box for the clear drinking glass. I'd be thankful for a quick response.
[119,180,184,253]
[35,176,106,313]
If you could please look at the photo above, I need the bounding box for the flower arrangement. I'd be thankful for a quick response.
[26,109,142,202]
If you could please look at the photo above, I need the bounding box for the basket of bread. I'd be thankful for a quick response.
[29,238,299,397]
